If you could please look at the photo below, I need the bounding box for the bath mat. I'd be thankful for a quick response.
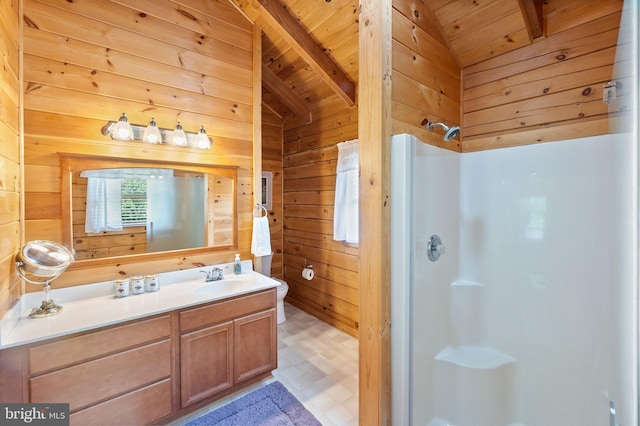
[183,381,321,426]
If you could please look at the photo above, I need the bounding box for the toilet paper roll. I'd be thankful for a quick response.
[302,267,314,281]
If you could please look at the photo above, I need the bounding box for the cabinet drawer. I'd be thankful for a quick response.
[30,314,172,375]
[69,379,172,426]
[30,339,171,412]
[180,289,275,333]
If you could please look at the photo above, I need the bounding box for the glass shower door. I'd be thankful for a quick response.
[147,175,205,252]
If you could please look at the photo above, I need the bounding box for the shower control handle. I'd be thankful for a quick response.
[427,234,446,262]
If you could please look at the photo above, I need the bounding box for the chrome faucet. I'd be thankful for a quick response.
[201,267,224,282]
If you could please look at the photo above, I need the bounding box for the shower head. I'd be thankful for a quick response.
[422,120,461,141]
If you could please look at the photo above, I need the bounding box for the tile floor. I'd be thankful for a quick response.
[274,302,359,426]
[173,302,359,426]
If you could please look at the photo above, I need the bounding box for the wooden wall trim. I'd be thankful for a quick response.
[253,25,263,207]
[359,0,392,424]
[519,0,544,39]
[0,0,22,317]
[19,0,25,249]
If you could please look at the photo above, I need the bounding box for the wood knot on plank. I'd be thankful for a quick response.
[177,9,197,21]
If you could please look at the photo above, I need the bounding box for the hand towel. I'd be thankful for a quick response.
[251,216,272,257]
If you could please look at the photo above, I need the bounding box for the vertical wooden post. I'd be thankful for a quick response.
[252,24,263,208]
[358,0,392,424]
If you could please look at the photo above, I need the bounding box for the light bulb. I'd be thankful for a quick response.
[142,117,162,144]
[170,122,187,147]
[111,113,133,140]
[194,125,211,149]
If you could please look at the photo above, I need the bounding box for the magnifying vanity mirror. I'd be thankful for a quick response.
[60,155,238,263]
[16,240,74,318]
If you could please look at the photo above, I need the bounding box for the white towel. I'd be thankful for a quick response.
[251,216,272,257]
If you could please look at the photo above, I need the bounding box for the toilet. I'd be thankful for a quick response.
[259,253,289,324]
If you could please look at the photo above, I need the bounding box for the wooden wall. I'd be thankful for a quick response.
[261,105,283,279]
[462,0,623,151]
[22,0,255,288]
[0,0,21,318]
[391,0,462,152]
[282,103,360,337]
[389,0,622,153]
[254,0,360,338]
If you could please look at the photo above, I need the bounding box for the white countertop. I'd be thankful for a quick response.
[0,260,280,349]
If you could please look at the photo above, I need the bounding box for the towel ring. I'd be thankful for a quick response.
[253,204,268,218]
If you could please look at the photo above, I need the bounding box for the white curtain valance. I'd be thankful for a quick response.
[333,139,359,244]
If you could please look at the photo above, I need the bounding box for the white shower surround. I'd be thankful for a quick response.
[391,133,636,425]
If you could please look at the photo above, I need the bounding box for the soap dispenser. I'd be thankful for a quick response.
[234,254,242,274]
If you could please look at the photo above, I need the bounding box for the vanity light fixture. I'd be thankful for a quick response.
[111,112,134,140]
[193,125,211,150]
[142,117,162,144]
[101,114,213,149]
[169,122,188,147]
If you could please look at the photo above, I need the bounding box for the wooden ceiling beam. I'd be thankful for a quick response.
[258,0,356,106]
[232,0,356,106]
[261,64,312,123]
[519,0,544,39]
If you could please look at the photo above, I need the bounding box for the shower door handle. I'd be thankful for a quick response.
[427,235,446,262]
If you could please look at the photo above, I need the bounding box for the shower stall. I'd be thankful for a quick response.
[390,2,638,425]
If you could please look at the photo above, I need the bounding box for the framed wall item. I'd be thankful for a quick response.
[261,171,272,210]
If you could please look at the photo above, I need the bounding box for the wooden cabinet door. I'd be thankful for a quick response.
[180,321,233,408]
[233,309,277,384]
[0,346,25,403]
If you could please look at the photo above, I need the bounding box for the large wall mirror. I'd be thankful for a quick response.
[61,155,237,263]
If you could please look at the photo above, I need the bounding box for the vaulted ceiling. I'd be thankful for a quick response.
[229,0,544,123]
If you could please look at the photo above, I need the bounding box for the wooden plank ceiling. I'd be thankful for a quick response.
[229,0,543,125]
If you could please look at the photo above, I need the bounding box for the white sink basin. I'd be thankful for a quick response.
[191,275,254,296]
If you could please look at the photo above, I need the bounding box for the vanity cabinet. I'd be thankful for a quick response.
[28,314,174,425]
[179,289,277,408]
[0,286,278,425]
